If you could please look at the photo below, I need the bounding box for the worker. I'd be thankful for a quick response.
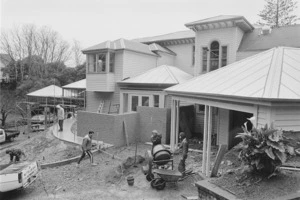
[56,104,65,131]
[150,130,162,155]
[177,132,189,173]
[76,131,98,167]
[6,148,26,163]
[146,130,163,180]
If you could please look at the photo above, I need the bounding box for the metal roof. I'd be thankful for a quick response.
[118,65,193,85]
[166,47,300,100]
[238,25,300,51]
[62,79,86,89]
[185,15,254,32]
[27,85,63,97]
[132,30,195,44]
[148,43,176,55]
[82,38,157,56]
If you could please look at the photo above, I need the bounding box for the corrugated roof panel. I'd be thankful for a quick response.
[27,85,63,97]
[119,65,192,85]
[62,79,86,89]
[166,47,300,100]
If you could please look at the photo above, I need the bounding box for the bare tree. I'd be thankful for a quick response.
[72,39,85,66]
[0,24,71,81]
[0,88,16,127]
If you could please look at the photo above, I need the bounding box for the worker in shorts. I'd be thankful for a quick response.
[6,148,26,163]
[76,131,97,167]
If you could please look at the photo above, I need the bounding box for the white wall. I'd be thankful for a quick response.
[273,106,300,131]
[157,52,175,66]
[166,43,195,75]
[122,50,157,79]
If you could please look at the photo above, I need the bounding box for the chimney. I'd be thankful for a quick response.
[261,25,272,35]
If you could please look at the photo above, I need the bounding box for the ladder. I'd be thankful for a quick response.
[97,101,104,113]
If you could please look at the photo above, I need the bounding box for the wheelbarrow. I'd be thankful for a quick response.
[150,168,194,190]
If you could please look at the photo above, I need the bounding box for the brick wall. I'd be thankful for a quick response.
[77,111,139,147]
[137,106,171,144]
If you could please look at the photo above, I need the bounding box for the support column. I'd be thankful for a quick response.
[202,105,208,174]
[175,100,180,146]
[206,106,212,176]
[170,99,176,151]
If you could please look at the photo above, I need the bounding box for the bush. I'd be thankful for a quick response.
[235,122,292,176]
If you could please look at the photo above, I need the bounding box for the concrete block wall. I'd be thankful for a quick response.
[77,111,139,147]
[137,106,171,144]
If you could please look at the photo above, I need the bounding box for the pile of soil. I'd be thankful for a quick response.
[0,129,82,165]
[209,148,300,200]
[105,155,146,185]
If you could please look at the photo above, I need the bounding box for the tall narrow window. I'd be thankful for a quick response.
[98,53,106,72]
[202,47,208,72]
[142,96,149,106]
[221,46,227,67]
[109,52,115,72]
[192,45,195,66]
[131,96,138,111]
[154,95,159,107]
[210,41,219,71]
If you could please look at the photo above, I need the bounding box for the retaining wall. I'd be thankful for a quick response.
[77,106,170,146]
[137,106,171,144]
[77,111,139,147]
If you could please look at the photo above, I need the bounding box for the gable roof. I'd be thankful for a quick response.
[166,47,300,101]
[185,15,254,32]
[62,79,86,89]
[82,38,157,56]
[27,85,63,97]
[118,65,192,86]
[148,43,176,55]
[133,30,195,44]
[238,25,300,51]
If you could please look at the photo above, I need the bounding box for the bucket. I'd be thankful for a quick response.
[127,176,134,186]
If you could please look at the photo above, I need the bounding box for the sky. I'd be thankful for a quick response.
[1,0,300,62]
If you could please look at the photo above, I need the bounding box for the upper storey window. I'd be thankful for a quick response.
[87,52,115,73]
[202,41,227,73]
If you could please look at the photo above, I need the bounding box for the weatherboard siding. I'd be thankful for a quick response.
[157,52,175,66]
[167,43,195,75]
[122,50,157,79]
[194,27,244,75]
[273,107,300,131]
[257,106,269,128]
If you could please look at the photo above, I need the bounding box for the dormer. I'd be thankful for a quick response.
[185,15,254,75]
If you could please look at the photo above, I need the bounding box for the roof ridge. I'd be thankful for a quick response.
[164,65,179,83]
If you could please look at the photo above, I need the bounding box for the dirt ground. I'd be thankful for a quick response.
[209,148,300,200]
[0,129,202,200]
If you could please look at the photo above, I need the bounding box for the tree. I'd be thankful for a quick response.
[72,40,85,66]
[0,24,71,82]
[258,0,299,27]
[0,87,16,127]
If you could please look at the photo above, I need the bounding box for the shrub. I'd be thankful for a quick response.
[235,122,292,176]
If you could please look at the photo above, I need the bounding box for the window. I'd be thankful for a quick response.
[210,41,219,71]
[109,52,115,72]
[192,45,195,66]
[98,53,106,72]
[153,95,159,107]
[142,96,149,106]
[131,96,138,111]
[87,53,109,73]
[221,46,227,67]
[202,47,208,72]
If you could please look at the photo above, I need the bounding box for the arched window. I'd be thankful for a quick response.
[210,41,219,71]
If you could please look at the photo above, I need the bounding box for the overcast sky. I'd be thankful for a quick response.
[1,0,300,50]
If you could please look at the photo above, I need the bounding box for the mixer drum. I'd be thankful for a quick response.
[152,144,172,165]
